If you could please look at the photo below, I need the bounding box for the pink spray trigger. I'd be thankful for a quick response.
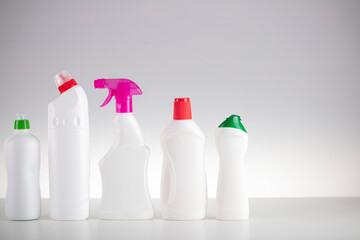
[99,89,114,107]
[94,78,142,113]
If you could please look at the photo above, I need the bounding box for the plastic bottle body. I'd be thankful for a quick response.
[161,120,207,220]
[99,113,153,220]
[48,85,89,220]
[216,127,248,220]
[5,130,40,220]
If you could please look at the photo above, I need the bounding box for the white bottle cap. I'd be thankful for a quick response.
[16,112,27,120]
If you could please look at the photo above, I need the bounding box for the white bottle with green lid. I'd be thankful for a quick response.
[216,115,249,220]
[4,113,41,220]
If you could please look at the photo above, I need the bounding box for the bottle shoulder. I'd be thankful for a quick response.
[48,86,89,127]
[161,120,205,141]
[49,86,88,108]
[113,113,139,125]
[216,127,248,139]
[113,113,145,144]
[215,127,248,154]
[5,133,40,146]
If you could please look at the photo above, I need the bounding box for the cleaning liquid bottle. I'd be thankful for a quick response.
[48,70,89,220]
[5,113,40,220]
[216,115,249,220]
[94,78,153,220]
[161,98,207,220]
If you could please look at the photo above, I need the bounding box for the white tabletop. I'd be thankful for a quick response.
[0,198,359,240]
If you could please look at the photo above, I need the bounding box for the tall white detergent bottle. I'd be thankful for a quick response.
[48,70,89,220]
[5,113,40,220]
[161,98,207,220]
[216,115,249,220]
[94,78,153,220]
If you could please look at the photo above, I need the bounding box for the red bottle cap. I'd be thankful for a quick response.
[54,71,78,94]
[173,98,192,120]
[58,79,78,94]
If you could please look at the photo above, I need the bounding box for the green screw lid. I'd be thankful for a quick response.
[14,113,30,130]
[218,114,247,133]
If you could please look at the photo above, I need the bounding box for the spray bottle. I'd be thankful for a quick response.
[94,78,154,220]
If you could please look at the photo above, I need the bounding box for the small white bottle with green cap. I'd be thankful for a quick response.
[4,113,40,220]
[216,115,248,220]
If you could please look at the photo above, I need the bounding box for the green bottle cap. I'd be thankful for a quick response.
[218,114,247,133]
[14,113,30,130]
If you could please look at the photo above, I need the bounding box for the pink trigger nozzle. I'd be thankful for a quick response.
[94,78,142,113]
[99,89,114,107]
[94,79,105,88]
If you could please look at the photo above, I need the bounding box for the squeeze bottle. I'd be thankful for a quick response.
[94,78,153,220]
[216,115,249,220]
[5,113,40,220]
[48,70,89,220]
[161,98,207,220]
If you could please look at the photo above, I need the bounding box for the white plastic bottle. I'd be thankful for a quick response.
[5,113,40,220]
[94,78,153,220]
[161,98,207,220]
[216,115,249,220]
[48,70,89,220]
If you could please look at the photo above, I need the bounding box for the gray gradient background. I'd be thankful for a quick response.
[0,0,359,198]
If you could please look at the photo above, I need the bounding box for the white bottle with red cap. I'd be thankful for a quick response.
[160,98,207,220]
[48,70,89,220]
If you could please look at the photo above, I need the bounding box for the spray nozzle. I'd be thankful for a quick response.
[94,79,142,113]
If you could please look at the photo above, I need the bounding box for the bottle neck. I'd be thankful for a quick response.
[115,95,133,113]
[14,129,30,134]
[113,113,144,145]
[114,113,132,132]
